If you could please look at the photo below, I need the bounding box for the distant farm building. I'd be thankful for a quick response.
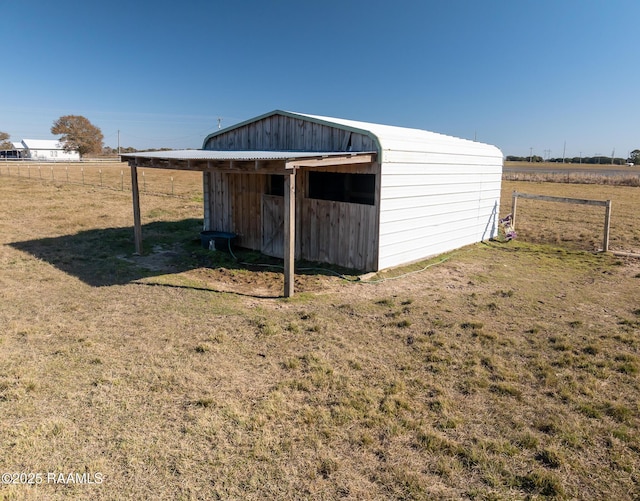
[6,139,80,161]
[0,142,23,159]
[121,110,503,296]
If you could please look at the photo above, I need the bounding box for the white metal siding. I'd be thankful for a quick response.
[282,112,504,271]
[377,152,502,270]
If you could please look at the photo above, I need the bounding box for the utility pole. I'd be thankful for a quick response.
[562,141,566,163]
[529,147,533,162]
[117,130,120,155]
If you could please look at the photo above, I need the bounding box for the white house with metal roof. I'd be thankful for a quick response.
[121,110,503,296]
[16,139,80,161]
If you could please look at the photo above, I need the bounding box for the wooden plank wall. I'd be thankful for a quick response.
[208,172,265,250]
[258,195,377,271]
[204,115,377,152]
[261,195,284,258]
[207,164,380,271]
[296,163,378,270]
[298,198,377,271]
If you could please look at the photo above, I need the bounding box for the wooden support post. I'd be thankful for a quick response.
[511,191,518,228]
[130,162,143,255]
[283,169,296,297]
[603,200,612,252]
[202,172,211,231]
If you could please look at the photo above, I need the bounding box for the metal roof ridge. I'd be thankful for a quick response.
[119,149,376,160]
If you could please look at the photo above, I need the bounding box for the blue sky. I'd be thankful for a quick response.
[2,0,639,158]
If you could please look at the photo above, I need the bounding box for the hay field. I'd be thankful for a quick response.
[0,170,638,500]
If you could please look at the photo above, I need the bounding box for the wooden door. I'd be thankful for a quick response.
[261,194,284,258]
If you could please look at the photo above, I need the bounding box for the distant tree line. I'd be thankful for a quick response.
[507,154,637,165]
[102,146,138,155]
[507,155,545,163]
[102,146,175,155]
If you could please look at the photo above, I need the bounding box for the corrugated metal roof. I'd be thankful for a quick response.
[124,110,501,165]
[21,139,65,150]
[120,150,374,161]
[285,111,502,158]
[201,110,502,160]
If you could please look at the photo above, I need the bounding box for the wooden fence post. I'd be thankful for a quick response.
[511,191,518,228]
[603,200,612,252]
[130,162,143,255]
[510,191,612,252]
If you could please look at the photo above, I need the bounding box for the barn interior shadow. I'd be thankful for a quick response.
[9,219,215,287]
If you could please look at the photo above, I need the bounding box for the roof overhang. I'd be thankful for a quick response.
[120,150,376,172]
[123,149,377,297]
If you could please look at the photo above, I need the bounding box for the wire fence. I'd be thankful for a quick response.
[0,160,203,198]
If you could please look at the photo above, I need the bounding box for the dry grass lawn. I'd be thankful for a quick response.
[0,168,639,500]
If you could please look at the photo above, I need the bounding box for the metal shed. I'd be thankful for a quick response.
[121,110,503,296]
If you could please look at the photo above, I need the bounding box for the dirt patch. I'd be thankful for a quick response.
[118,244,184,272]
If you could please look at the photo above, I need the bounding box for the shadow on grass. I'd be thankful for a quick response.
[9,218,358,292]
[9,219,206,287]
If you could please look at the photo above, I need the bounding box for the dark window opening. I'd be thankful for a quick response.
[268,174,284,196]
[308,172,375,205]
